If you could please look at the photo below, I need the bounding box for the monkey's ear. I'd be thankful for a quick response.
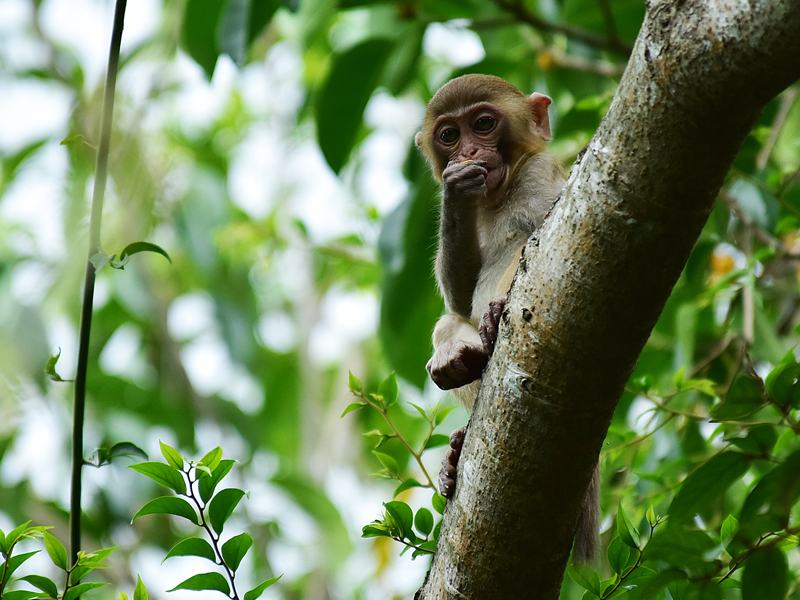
[415,131,424,147]
[529,92,553,141]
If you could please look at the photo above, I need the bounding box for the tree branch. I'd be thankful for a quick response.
[492,0,633,56]
[418,0,800,597]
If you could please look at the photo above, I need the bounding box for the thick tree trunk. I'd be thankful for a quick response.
[418,1,800,598]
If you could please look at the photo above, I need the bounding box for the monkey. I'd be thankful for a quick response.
[415,74,599,563]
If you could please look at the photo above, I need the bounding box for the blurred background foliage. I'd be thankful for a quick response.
[0,0,799,598]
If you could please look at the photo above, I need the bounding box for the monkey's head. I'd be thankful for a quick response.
[415,74,553,197]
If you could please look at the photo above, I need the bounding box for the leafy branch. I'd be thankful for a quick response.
[343,372,453,556]
[130,443,281,600]
[343,372,454,494]
[0,521,118,600]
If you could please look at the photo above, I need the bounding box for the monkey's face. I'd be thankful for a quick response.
[427,103,508,198]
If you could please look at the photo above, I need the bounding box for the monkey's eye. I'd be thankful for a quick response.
[474,116,496,132]
[440,128,459,144]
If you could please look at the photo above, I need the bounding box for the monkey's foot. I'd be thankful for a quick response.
[439,426,467,498]
[479,296,507,355]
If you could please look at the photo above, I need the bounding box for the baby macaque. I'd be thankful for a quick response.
[416,74,598,562]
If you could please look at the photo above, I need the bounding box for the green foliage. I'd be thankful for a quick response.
[0,522,118,600]
[3,0,800,596]
[131,445,281,599]
[315,38,395,173]
[345,372,450,556]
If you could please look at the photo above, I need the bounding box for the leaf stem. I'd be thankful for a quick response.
[186,468,240,600]
[70,0,127,567]
[361,393,436,489]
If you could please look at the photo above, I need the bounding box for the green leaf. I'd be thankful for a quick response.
[2,592,41,600]
[431,493,446,515]
[433,405,457,426]
[720,514,739,544]
[216,0,276,67]
[71,549,113,584]
[646,506,656,527]
[199,447,223,473]
[742,547,787,600]
[42,531,68,570]
[711,372,765,420]
[393,478,423,498]
[362,523,392,537]
[134,576,148,600]
[315,38,394,173]
[347,371,362,393]
[616,502,640,549]
[244,575,283,600]
[372,451,399,475]
[108,442,148,462]
[132,497,199,525]
[64,581,108,600]
[738,450,800,539]
[19,575,59,598]
[424,434,450,450]
[376,372,398,406]
[167,572,229,594]
[128,462,187,494]
[607,537,632,575]
[221,532,252,572]
[160,441,183,470]
[44,348,72,382]
[568,565,601,594]
[208,488,247,535]
[182,0,225,78]
[163,538,216,563]
[340,402,366,418]
[409,403,428,418]
[384,500,414,541]
[1,521,32,554]
[60,135,86,146]
[199,459,235,504]
[765,350,800,407]
[412,539,437,557]
[668,451,750,525]
[65,582,108,600]
[644,527,717,568]
[3,551,39,579]
[118,241,172,264]
[414,508,433,536]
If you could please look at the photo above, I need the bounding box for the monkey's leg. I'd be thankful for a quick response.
[439,426,467,497]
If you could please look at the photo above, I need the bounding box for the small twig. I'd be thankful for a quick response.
[596,0,620,43]
[538,47,625,77]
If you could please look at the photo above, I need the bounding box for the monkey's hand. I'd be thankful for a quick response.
[479,296,507,355]
[439,426,466,498]
[442,160,488,201]
[427,339,488,390]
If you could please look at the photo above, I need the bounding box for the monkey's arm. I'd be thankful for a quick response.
[435,161,488,316]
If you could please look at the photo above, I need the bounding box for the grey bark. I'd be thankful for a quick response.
[418,1,800,598]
